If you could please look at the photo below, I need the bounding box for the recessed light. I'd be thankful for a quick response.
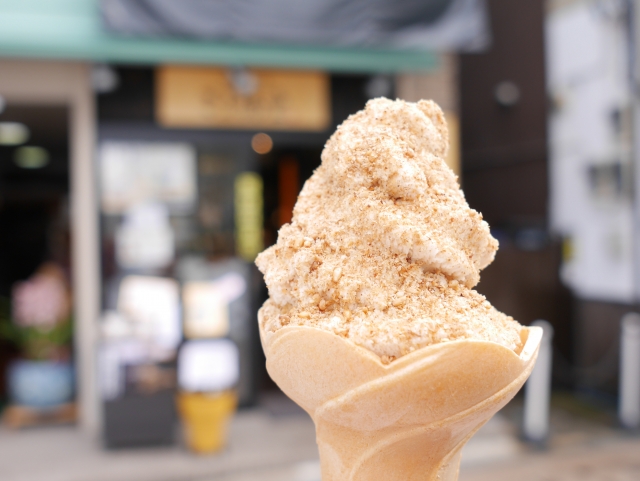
[0,122,30,145]
[14,146,49,169]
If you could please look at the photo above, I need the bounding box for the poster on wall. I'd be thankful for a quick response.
[177,339,239,393]
[117,275,182,350]
[100,141,197,214]
[182,273,247,339]
[115,202,175,270]
[234,172,263,261]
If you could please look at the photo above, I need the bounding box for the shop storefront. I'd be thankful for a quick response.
[0,0,473,446]
[94,65,394,446]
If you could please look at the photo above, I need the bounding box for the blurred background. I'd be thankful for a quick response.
[0,0,639,480]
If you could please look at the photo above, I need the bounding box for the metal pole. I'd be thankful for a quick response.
[632,0,640,303]
[523,320,554,443]
[627,0,640,432]
[619,312,640,429]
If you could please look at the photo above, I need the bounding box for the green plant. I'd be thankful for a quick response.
[0,306,72,360]
[0,264,73,361]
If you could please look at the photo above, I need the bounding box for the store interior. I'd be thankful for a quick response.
[0,105,73,413]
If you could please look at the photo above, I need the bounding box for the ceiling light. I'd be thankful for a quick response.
[91,64,120,94]
[365,75,393,99]
[251,133,273,155]
[0,122,30,145]
[14,146,49,169]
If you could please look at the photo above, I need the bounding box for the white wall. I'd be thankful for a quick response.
[546,2,635,302]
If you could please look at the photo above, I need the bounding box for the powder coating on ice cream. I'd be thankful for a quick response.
[256,98,523,364]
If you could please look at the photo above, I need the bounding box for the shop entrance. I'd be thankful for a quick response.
[0,104,74,423]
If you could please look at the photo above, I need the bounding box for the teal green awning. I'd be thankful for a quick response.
[0,0,437,73]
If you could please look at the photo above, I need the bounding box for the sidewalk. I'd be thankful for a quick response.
[460,395,640,481]
[0,394,638,481]
[0,402,319,481]
[462,438,640,481]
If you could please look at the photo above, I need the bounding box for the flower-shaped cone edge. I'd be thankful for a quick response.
[261,320,541,481]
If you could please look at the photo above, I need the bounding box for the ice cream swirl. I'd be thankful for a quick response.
[257,98,523,363]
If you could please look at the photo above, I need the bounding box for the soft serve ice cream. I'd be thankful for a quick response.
[257,98,524,363]
[255,99,540,481]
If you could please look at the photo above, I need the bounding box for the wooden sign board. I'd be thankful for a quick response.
[156,66,331,131]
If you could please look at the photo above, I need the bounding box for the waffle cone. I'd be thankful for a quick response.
[260,317,541,481]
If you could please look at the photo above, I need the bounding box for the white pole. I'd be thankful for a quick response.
[70,65,102,435]
[619,313,640,429]
[523,320,554,443]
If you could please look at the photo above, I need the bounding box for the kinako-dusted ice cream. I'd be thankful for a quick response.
[256,98,541,481]
[257,98,523,361]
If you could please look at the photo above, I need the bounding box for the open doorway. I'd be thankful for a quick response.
[0,104,74,425]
